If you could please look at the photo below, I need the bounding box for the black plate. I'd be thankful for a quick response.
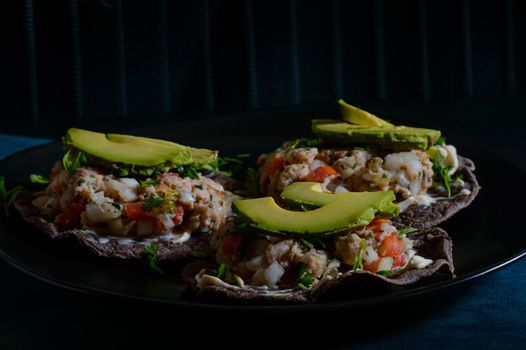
[1,112,525,312]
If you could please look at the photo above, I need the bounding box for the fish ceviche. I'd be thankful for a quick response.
[257,100,479,229]
[198,219,434,291]
[32,163,227,238]
[14,128,240,260]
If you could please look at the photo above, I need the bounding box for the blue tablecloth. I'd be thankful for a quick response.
[0,134,525,349]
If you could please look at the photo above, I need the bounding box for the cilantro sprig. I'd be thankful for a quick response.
[202,154,251,177]
[29,174,49,184]
[139,178,161,188]
[0,176,23,216]
[142,195,164,211]
[287,139,321,150]
[297,264,315,290]
[62,150,87,176]
[377,270,394,277]
[216,263,227,280]
[397,227,419,236]
[143,243,163,274]
[352,239,367,271]
[174,165,200,179]
[430,153,463,197]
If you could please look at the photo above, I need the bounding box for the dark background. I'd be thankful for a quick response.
[2,0,526,138]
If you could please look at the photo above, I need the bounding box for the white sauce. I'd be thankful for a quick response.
[407,255,433,269]
[397,194,437,212]
[81,229,192,246]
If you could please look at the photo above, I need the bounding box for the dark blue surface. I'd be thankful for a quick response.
[0,135,525,349]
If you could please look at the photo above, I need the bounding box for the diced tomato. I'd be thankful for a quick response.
[55,202,85,229]
[172,205,184,226]
[305,165,338,182]
[266,156,284,176]
[124,202,157,221]
[364,258,380,272]
[393,254,406,268]
[367,219,392,234]
[378,233,404,258]
[222,233,243,256]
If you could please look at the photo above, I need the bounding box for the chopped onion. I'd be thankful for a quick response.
[334,185,349,193]
[309,159,326,172]
[264,261,285,286]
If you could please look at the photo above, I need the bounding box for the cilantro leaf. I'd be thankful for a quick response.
[430,153,454,197]
[139,178,161,188]
[287,139,321,150]
[0,176,23,216]
[143,243,163,274]
[174,165,199,179]
[297,263,314,289]
[398,227,419,236]
[300,239,314,250]
[29,174,49,184]
[216,263,227,280]
[142,195,163,211]
[352,239,367,271]
[435,136,447,145]
[204,154,252,177]
[377,270,394,277]
[62,150,87,176]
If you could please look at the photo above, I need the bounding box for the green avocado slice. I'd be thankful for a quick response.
[339,99,395,128]
[233,191,399,237]
[311,119,440,150]
[64,128,217,168]
[281,182,400,217]
[281,182,334,208]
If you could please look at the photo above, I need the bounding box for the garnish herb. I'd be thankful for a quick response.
[300,239,314,250]
[352,239,367,271]
[216,263,227,280]
[204,153,251,177]
[300,238,326,250]
[110,202,122,210]
[0,176,23,216]
[142,195,163,211]
[174,165,199,179]
[235,221,247,231]
[377,270,394,277]
[297,264,314,289]
[62,150,87,176]
[143,243,163,274]
[287,139,321,150]
[140,178,161,188]
[430,153,462,197]
[29,174,49,184]
[398,227,419,236]
[116,168,129,176]
[435,136,446,145]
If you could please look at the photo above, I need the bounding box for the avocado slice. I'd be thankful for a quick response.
[281,182,334,208]
[233,191,399,237]
[281,182,400,217]
[339,99,395,128]
[65,128,217,169]
[312,119,440,150]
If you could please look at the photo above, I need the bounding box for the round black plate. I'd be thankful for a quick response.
[1,113,525,312]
